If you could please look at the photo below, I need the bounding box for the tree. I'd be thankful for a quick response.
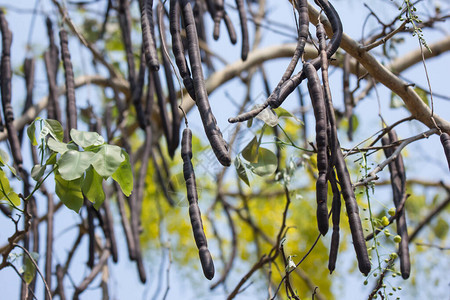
[0,0,449,299]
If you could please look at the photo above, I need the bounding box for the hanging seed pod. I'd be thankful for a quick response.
[139,0,160,71]
[0,11,23,169]
[440,133,450,170]
[382,130,410,279]
[170,0,196,99]
[304,63,329,236]
[181,128,215,280]
[180,0,231,166]
[59,28,77,132]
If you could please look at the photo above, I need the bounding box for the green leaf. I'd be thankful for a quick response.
[91,144,125,178]
[234,156,250,187]
[57,150,95,181]
[7,191,20,207]
[22,252,39,284]
[274,107,302,123]
[47,138,76,154]
[27,118,39,146]
[82,167,105,209]
[414,86,429,106]
[242,136,259,163]
[0,149,9,167]
[43,119,64,142]
[70,128,105,148]
[246,147,278,177]
[47,138,70,154]
[27,117,41,146]
[55,173,84,212]
[31,165,46,181]
[256,107,278,127]
[45,152,58,165]
[112,150,133,196]
[0,169,11,196]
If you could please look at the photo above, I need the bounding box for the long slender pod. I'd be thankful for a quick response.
[213,0,224,40]
[343,53,353,141]
[169,0,196,99]
[235,0,249,61]
[440,133,450,170]
[194,0,214,71]
[229,0,343,123]
[223,12,237,45]
[139,0,160,71]
[181,0,231,166]
[181,128,215,280]
[228,0,309,123]
[382,130,410,279]
[133,47,148,130]
[317,19,337,167]
[158,2,180,158]
[59,28,77,132]
[45,17,59,79]
[0,11,23,170]
[152,69,173,150]
[272,0,342,106]
[328,169,341,274]
[322,55,371,279]
[44,17,62,122]
[118,0,136,90]
[304,63,329,236]
[317,19,370,273]
[334,145,370,275]
[86,200,96,269]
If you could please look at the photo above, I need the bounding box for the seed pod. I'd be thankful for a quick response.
[118,0,136,90]
[316,20,337,167]
[229,0,343,123]
[328,170,341,274]
[440,133,450,170]
[59,28,77,132]
[152,69,172,148]
[169,0,196,99]
[44,17,62,123]
[1,11,23,169]
[213,0,224,40]
[228,0,308,123]
[334,148,371,275]
[235,0,249,61]
[157,2,180,158]
[182,128,215,280]
[133,47,148,130]
[304,63,329,236]
[181,0,231,166]
[139,0,160,71]
[382,130,410,279]
[223,12,237,45]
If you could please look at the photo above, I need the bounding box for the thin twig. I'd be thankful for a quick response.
[13,244,52,300]
[355,128,437,187]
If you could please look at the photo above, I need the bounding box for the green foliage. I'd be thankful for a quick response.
[0,164,20,208]
[26,118,133,212]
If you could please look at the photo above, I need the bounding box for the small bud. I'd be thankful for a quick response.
[388,208,396,216]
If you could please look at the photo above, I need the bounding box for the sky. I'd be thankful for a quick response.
[0,0,449,299]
